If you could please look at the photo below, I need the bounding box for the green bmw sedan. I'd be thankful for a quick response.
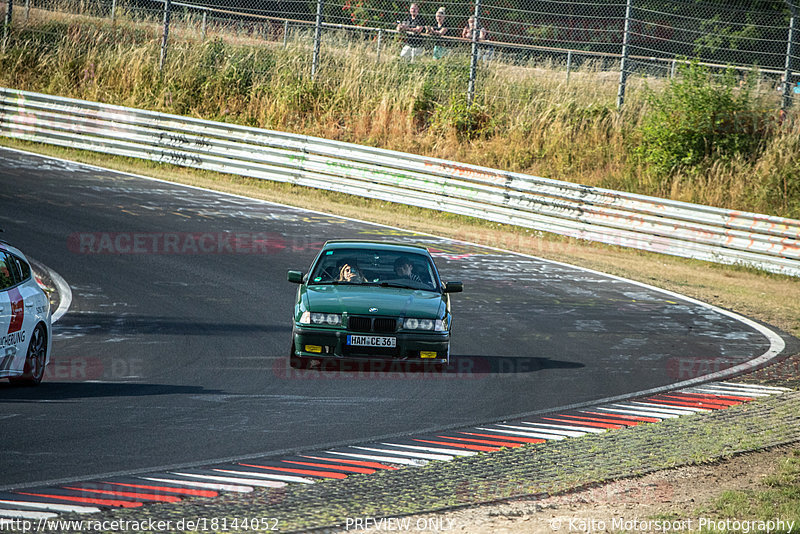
[287,241,462,370]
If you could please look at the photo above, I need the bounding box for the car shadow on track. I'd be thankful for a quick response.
[53,314,290,336]
[449,354,585,374]
[0,382,222,401]
[281,355,584,376]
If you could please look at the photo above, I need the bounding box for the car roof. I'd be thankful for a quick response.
[321,240,431,255]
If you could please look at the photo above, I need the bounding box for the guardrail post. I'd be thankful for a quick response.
[376,28,382,61]
[467,0,481,106]
[311,0,323,79]
[159,0,171,71]
[2,0,12,52]
[616,0,632,108]
[783,1,797,111]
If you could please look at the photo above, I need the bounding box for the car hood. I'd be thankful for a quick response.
[303,285,445,318]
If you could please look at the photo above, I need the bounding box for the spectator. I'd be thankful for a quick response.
[462,16,493,61]
[429,7,449,60]
[461,16,486,41]
[397,3,428,61]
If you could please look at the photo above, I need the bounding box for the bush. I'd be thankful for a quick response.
[635,61,769,177]
[431,96,492,140]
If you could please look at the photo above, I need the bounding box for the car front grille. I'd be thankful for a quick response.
[347,315,397,333]
[348,316,373,332]
[374,318,397,333]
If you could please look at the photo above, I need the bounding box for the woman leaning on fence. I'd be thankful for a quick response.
[428,7,449,60]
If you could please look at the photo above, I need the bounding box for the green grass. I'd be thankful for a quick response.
[698,450,800,533]
[1,7,799,218]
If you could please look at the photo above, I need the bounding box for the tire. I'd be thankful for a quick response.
[10,323,47,386]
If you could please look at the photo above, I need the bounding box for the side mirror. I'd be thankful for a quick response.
[287,270,304,284]
[443,281,463,293]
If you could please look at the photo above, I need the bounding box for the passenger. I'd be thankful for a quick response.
[337,261,364,283]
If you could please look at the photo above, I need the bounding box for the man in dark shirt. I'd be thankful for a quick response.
[396,3,427,60]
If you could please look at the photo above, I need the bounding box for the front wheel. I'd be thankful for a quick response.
[10,323,47,386]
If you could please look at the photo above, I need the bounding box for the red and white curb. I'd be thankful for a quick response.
[0,382,790,520]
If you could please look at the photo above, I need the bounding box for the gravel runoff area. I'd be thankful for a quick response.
[37,352,800,534]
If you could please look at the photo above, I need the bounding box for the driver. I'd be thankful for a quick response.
[393,256,422,282]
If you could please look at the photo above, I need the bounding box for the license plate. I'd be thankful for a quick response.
[347,335,397,348]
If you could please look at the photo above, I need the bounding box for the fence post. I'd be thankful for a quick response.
[311,0,323,79]
[566,50,572,81]
[2,0,12,52]
[616,0,632,108]
[201,10,207,40]
[783,1,797,110]
[467,0,481,106]
[283,19,289,47]
[376,28,382,61]
[159,0,171,72]
[24,0,29,22]
[111,0,116,22]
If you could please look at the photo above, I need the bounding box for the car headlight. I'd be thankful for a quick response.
[403,317,448,331]
[299,312,342,326]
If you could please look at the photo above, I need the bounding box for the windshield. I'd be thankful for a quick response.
[309,248,440,291]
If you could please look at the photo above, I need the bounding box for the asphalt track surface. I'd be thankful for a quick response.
[0,148,781,489]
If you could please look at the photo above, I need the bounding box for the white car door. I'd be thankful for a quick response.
[11,253,41,373]
[0,251,20,376]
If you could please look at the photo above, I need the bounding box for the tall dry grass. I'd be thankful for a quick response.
[1,8,798,218]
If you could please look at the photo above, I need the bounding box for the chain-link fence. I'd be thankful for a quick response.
[1,0,798,109]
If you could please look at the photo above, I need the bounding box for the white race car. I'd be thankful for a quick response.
[0,240,51,385]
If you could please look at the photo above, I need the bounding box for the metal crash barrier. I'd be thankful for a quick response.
[2,87,799,277]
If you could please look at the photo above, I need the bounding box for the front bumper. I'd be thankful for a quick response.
[292,325,450,364]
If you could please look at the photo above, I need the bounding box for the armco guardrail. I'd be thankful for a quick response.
[2,87,799,277]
